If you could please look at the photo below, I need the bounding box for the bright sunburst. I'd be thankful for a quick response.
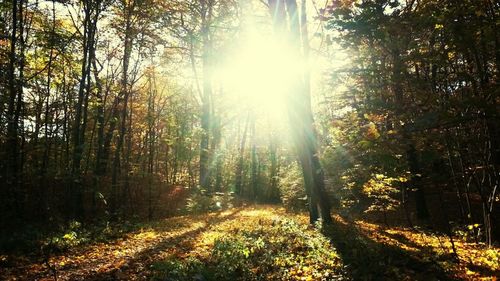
[217,28,301,123]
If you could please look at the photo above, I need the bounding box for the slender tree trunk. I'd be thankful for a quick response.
[147,75,156,220]
[92,58,105,216]
[71,0,101,219]
[101,97,120,174]
[268,135,280,202]
[71,5,90,176]
[38,0,57,217]
[251,118,258,200]
[235,112,250,196]
[71,3,89,219]
[111,3,134,214]
[199,0,213,193]
[5,0,18,185]
[212,117,222,192]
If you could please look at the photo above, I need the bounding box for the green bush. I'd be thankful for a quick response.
[151,256,205,281]
[211,237,255,280]
[151,217,344,281]
[43,221,90,253]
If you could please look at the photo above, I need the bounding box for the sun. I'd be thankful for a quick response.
[216,29,301,122]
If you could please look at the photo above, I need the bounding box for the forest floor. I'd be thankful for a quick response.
[0,205,499,280]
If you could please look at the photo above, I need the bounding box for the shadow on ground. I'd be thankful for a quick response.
[322,215,459,281]
[75,209,242,281]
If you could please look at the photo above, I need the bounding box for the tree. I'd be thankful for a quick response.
[267,0,333,224]
[325,0,499,244]
[71,0,107,219]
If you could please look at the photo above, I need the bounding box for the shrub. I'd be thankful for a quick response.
[362,174,405,216]
[43,221,90,253]
[151,217,345,281]
[278,163,308,212]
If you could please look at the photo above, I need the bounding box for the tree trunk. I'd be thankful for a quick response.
[199,0,213,193]
[147,75,156,220]
[268,135,280,202]
[92,57,106,216]
[235,112,250,196]
[391,48,430,220]
[3,0,21,222]
[251,118,258,200]
[111,2,134,215]
[267,0,333,223]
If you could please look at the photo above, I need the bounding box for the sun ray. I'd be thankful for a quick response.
[215,27,301,126]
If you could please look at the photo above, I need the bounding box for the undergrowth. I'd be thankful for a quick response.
[152,211,346,281]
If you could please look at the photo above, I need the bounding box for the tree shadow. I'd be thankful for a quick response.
[63,209,243,280]
[322,215,459,281]
[13,209,242,281]
[369,225,500,278]
[381,231,438,253]
[375,229,458,264]
[466,263,500,278]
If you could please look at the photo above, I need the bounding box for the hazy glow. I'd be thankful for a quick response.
[217,31,301,122]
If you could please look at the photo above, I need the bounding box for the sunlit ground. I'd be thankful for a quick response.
[3,206,498,280]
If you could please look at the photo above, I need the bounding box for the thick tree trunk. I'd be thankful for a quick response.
[3,0,21,223]
[267,0,333,223]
